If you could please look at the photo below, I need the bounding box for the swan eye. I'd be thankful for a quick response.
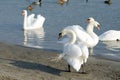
[98,25,100,28]
[87,19,90,23]
[87,19,90,21]
[87,17,94,22]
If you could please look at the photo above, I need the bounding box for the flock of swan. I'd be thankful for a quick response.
[21,10,120,73]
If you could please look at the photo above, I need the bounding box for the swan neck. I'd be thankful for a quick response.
[23,12,27,29]
[86,23,94,34]
[66,30,76,44]
[86,22,99,42]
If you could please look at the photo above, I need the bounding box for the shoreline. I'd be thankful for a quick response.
[0,42,120,80]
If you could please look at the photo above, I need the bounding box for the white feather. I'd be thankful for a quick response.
[22,10,45,30]
[59,29,89,72]
[99,30,120,41]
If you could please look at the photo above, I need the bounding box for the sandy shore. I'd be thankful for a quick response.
[0,42,120,80]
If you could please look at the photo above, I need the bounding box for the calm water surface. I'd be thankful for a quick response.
[0,0,120,61]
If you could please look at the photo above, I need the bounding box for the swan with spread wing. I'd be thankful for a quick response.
[22,10,45,30]
[58,29,89,72]
[59,17,100,54]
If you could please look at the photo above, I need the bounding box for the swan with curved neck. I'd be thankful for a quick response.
[85,17,100,47]
[61,17,100,54]
[58,29,76,44]
[58,29,89,72]
[22,10,45,30]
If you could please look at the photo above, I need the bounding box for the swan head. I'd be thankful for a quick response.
[58,29,71,39]
[87,17,100,30]
[87,17,95,23]
[22,10,27,16]
[58,30,67,39]
[58,29,76,44]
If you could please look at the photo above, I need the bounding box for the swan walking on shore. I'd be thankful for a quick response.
[57,29,89,73]
[22,10,45,30]
[99,30,120,41]
[59,17,100,54]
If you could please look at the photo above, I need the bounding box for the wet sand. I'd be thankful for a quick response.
[0,42,120,80]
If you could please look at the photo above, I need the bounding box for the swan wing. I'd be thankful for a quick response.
[32,14,45,28]
[63,43,84,72]
[65,25,85,32]
[99,30,120,41]
[37,15,45,27]
[63,43,82,57]
[75,27,93,46]
[65,25,94,46]
[79,43,89,63]
[27,14,35,26]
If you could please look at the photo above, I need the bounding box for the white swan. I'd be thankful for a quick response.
[22,10,45,30]
[59,17,100,54]
[99,30,120,41]
[58,29,89,72]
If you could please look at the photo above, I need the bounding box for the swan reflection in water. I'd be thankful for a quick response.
[101,41,120,52]
[23,28,45,48]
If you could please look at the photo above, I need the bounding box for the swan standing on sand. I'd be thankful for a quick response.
[60,17,100,54]
[22,10,45,30]
[57,29,89,73]
[99,30,120,41]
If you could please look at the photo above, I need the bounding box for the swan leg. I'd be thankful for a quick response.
[67,64,71,72]
[81,63,87,74]
[89,48,93,55]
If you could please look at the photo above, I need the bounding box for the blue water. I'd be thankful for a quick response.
[0,0,120,61]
